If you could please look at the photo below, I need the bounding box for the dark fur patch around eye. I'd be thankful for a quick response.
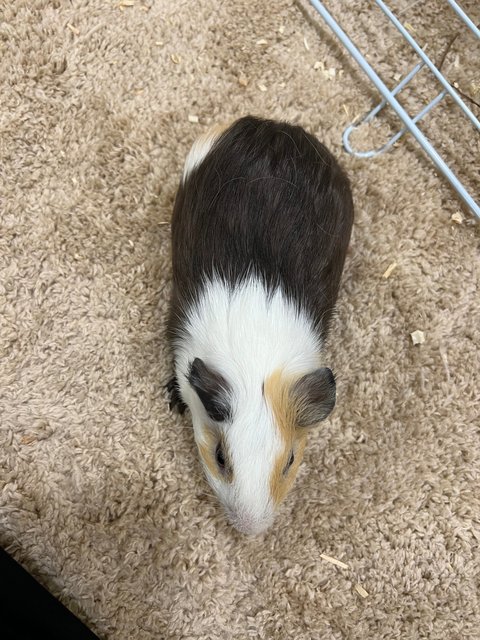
[215,442,226,468]
[198,426,234,483]
[283,450,295,475]
[188,358,232,422]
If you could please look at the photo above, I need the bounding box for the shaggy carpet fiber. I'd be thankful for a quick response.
[1,1,479,638]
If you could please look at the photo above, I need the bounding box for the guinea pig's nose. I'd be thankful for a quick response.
[228,510,273,536]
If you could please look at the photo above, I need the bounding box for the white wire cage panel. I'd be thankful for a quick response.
[308,0,480,220]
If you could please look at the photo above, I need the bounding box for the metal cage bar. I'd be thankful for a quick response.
[343,63,447,159]
[446,0,480,38]
[375,0,480,130]
[309,0,480,220]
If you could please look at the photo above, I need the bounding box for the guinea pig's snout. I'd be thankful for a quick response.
[225,507,274,536]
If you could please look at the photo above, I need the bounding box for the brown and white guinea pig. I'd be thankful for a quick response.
[167,116,353,535]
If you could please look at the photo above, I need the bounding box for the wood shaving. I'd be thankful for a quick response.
[382,261,397,279]
[320,553,349,570]
[354,584,369,598]
[258,83,267,92]
[451,211,464,224]
[313,60,336,79]
[188,114,199,124]
[20,434,37,445]
[410,330,425,345]
[67,23,80,35]
[170,54,180,64]
[238,74,248,87]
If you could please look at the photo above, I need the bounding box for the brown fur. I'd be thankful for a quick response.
[197,425,233,483]
[264,370,308,505]
[169,116,354,348]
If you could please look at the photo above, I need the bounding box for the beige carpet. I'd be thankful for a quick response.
[1,1,479,638]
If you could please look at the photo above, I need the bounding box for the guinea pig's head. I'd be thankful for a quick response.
[184,357,336,535]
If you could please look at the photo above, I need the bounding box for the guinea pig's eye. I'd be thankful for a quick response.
[283,450,295,475]
[215,443,225,469]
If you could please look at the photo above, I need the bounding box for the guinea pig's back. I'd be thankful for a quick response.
[171,116,354,336]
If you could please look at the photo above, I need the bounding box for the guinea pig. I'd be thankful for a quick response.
[167,116,353,535]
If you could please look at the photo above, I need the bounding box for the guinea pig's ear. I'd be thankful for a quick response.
[291,368,336,428]
[188,358,232,422]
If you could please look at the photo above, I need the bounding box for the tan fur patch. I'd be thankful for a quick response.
[197,425,233,483]
[183,121,233,180]
[203,121,232,140]
[193,121,232,157]
[264,370,308,505]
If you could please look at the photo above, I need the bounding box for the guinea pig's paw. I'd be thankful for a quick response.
[165,376,187,415]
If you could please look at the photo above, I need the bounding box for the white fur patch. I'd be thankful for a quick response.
[173,277,322,535]
[182,125,228,182]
